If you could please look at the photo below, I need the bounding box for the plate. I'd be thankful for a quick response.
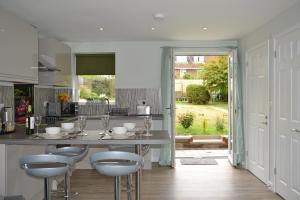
[35,132,70,139]
[109,132,136,139]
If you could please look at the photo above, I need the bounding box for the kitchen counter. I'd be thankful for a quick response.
[65,114,163,121]
[0,126,169,145]
[0,126,170,200]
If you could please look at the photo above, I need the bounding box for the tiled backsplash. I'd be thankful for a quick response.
[17,86,162,116]
[34,87,72,116]
[116,88,162,114]
[34,87,55,116]
[0,85,14,108]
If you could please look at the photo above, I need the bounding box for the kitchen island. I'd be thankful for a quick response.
[0,127,170,200]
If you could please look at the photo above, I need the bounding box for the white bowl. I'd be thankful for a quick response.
[45,127,61,135]
[61,123,75,131]
[123,123,136,131]
[112,127,127,135]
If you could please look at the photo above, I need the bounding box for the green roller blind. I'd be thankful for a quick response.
[76,54,115,75]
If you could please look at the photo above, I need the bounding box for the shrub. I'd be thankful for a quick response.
[186,84,210,104]
[183,73,193,80]
[215,116,225,132]
[178,112,194,130]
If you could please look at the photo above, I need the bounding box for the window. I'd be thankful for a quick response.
[78,75,115,102]
[180,69,187,78]
[76,54,115,102]
[176,56,187,63]
[194,56,205,64]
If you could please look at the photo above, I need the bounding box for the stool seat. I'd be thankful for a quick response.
[20,154,73,178]
[90,151,144,177]
[46,145,89,163]
[20,154,73,200]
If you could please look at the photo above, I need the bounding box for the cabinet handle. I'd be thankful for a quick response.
[291,128,300,133]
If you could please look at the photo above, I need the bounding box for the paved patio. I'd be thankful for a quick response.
[176,149,228,158]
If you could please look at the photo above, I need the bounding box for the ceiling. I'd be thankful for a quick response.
[0,0,299,42]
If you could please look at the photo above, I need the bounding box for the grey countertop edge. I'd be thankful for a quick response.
[63,114,163,121]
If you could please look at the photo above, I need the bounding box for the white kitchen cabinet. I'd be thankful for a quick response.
[0,8,38,83]
[38,37,72,87]
[0,144,45,200]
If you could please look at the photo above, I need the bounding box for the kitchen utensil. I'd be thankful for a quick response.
[112,127,127,134]
[144,116,152,136]
[101,115,110,133]
[78,116,87,134]
[1,107,15,133]
[34,116,42,135]
[123,123,136,131]
[45,127,61,135]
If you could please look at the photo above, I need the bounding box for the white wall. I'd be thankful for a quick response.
[238,1,300,192]
[67,40,237,89]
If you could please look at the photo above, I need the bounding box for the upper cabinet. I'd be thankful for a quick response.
[0,8,38,83]
[38,37,72,87]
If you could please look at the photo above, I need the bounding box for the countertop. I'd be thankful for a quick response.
[0,127,170,145]
[78,114,164,120]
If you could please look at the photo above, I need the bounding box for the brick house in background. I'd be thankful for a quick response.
[175,56,218,79]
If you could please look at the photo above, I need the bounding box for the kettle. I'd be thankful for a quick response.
[1,107,15,133]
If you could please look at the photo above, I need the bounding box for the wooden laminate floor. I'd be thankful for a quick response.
[61,159,282,200]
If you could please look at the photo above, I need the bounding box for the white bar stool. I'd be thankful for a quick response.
[19,154,73,200]
[90,151,144,200]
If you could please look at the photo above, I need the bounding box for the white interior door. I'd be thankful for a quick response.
[246,42,269,184]
[275,26,300,200]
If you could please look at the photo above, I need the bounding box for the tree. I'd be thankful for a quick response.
[201,56,228,102]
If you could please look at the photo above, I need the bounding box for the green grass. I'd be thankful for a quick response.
[176,101,228,136]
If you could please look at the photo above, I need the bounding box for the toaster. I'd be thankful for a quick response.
[136,105,151,115]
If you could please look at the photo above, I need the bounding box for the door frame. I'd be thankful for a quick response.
[245,40,270,184]
[172,47,236,161]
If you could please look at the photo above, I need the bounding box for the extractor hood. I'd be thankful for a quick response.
[38,54,61,72]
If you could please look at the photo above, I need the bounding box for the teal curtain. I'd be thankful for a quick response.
[159,47,173,166]
[234,49,245,164]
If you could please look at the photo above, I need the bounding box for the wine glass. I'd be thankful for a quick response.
[144,116,152,136]
[34,116,42,135]
[78,116,87,134]
[101,115,110,134]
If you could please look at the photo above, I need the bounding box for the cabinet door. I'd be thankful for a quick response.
[38,38,71,86]
[0,9,38,83]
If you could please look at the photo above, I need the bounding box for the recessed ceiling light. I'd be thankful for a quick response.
[151,27,156,31]
[152,13,165,21]
[98,27,104,31]
[203,27,208,31]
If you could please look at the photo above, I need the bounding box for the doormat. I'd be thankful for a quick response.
[180,158,218,165]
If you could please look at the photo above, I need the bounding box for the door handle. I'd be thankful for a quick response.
[259,121,268,125]
[291,128,300,133]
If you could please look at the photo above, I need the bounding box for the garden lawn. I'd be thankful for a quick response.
[176,101,228,135]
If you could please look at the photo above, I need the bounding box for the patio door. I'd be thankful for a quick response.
[161,47,176,167]
[227,49,241,166]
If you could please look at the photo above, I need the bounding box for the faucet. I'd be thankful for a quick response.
[101,98,110,115]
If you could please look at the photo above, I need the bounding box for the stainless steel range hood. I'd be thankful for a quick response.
[38,54,61,72]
